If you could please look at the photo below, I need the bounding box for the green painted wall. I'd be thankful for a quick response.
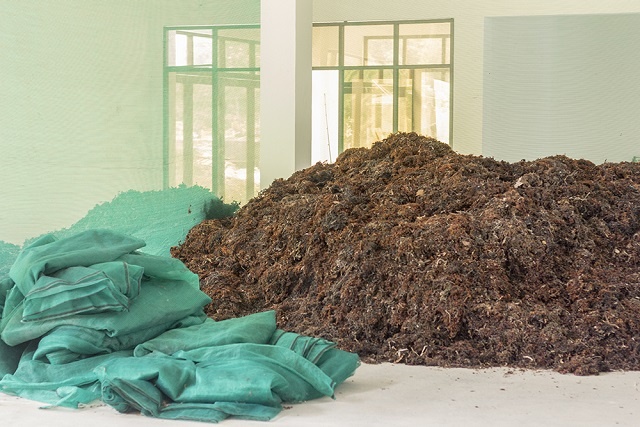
[0,0,258,245]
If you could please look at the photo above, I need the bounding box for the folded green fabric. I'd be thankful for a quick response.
[0,345,132,407]
[159,401,281,423]
[96,339,358,422]
[9,230,146,297]
[133,311,277,357]
[21,263,143,322]
[0,276,14,314]
[271,330,360,387]
[34,312,206,364]
[1,277,211,347]
[0,229,360,423]
[1,234,210,348]
[0,339,25,378]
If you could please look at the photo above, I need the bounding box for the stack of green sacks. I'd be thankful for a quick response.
[0,229,360,423]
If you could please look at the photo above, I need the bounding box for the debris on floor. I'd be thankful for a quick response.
[172,132,640,375]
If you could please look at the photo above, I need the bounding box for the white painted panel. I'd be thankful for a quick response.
[483,13,640,163]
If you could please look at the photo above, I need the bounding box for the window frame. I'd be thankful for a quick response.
[163,19,454,195]
[163,24,260,197]
[312,19,454,153]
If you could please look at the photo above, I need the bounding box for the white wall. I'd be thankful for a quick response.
[4,0,640,244]
[484,13,640,163]
[0,0,258,245]
[313,0,640,158]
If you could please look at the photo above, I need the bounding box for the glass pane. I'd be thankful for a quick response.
[168,72,182,182]
[168,72,212,188]
[313,26,339,67]
[399,21,451,38]
[344,25,394,66]
[223,40,249,68]
[218,71,260,204]
[192,82,213,187]
[312,70,339,163]
[218,28,260,68]
[397,68,450,143]
[167,29,213,66]
[169,32,187,66]
[399,22,451,65]
[343,69,394,149]
[192,33,213,65]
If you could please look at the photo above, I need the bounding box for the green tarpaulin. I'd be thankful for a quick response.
[0,229,359,423]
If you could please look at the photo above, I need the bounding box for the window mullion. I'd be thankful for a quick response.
[163,28,169,189]
[183,81,194,186]
[338,24,345,155]
[211,28,221,197]
[393,23,399,133]
[187,35,194,66]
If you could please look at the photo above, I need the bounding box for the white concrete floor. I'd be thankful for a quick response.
[1,363,639,427]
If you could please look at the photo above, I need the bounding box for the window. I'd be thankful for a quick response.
[164,20,452,202]
[312,20,452,163]
[164,26,260,204]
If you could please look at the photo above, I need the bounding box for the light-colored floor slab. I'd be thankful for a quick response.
[1,363,639,426]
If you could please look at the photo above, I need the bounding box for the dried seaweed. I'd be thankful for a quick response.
[172,132,640,375]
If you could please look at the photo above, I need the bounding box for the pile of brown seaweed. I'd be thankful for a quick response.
[172,132,640,375]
